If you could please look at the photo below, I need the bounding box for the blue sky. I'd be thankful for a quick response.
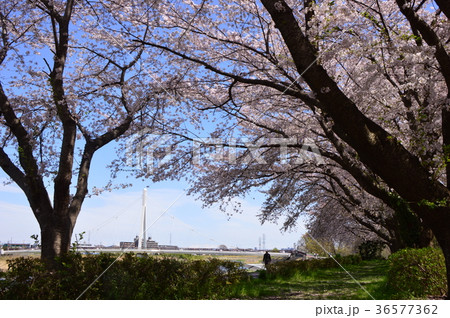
[0,141,305,249]
[0,1,306,251]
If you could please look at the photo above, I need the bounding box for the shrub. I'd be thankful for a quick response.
[0,253,248,300]
[386,248,446,299]
[266,254,362,279]
[358,241,385,260]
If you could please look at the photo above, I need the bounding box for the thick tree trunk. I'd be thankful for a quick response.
[419,207,450,299]
[387,227,433,253]
[433,233,450,300]
[441,242,450,300]
[261,0,450,297]
[39,213,75,267]
[418,227,434,248]
[387,240,403,254]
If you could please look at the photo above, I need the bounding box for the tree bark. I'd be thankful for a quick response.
[39,211,75,266]
[418,206,450,299]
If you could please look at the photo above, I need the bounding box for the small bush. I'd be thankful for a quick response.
[0,253,249,300]
[358,241,385,260]
[386,248,446,299]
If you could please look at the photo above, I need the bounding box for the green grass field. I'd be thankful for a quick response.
[230,260,391,300]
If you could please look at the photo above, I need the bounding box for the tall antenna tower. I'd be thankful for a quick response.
[262,234,266,250]
[138,188,147,249]
[258,237,261,250]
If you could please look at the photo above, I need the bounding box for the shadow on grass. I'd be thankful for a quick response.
[231,260,392,300]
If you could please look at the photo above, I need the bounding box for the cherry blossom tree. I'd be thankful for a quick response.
[260,1,450,295]
[0,0,179,264]
[115,0,450,295]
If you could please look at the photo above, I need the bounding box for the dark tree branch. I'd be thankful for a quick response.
[435,0,450,20]
[260,0,448,205]
[136,39,321,108]
[0,83,53,219]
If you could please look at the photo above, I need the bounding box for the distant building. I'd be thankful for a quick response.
[120,236,139,249]
[2,243,32,250]
[146,237,159,249]
[119,241,136,249]
[77,243,94,249]
[159,245,179,250]
[120,236,168,250]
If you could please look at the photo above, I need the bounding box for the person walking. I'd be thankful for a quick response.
[263,251,271,267]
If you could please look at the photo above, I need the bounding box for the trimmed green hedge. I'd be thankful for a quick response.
[386,248,446,299]
[0,253,248,299]
[266,254,362,279]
